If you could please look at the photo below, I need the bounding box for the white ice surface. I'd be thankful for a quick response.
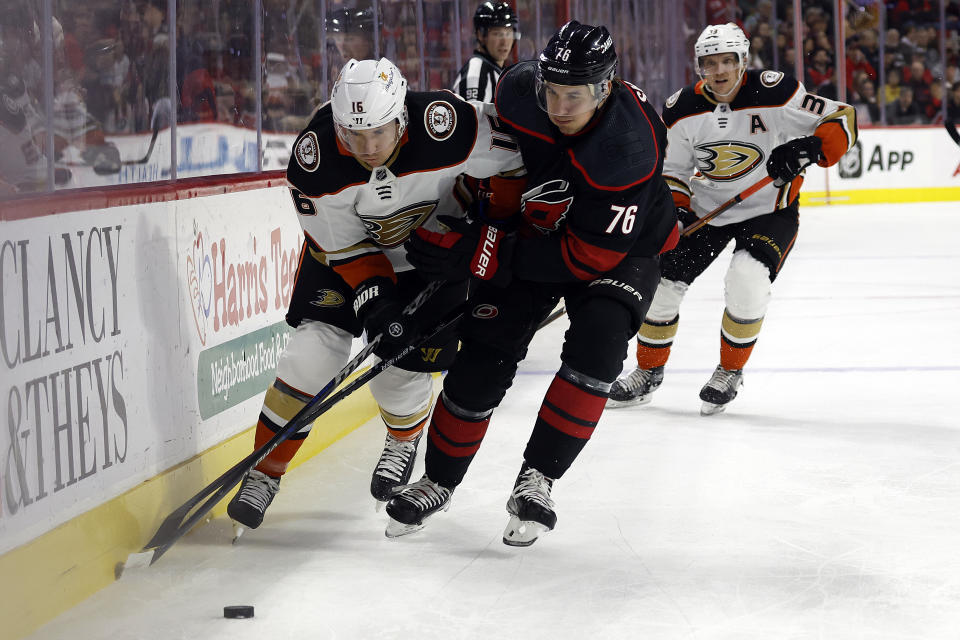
[26,202,960,640]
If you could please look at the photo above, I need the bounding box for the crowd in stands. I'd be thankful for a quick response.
[723,0,960,125]
[5,0,960,194]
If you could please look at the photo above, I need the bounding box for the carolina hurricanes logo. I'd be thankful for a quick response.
[360,201,438,247]
[695,142,764,181]
[521,179,574,234]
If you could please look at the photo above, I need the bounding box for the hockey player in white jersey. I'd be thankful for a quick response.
[226,58,524,535]
[608,23,857,415]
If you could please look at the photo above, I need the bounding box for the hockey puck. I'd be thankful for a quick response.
[223,605,255,619]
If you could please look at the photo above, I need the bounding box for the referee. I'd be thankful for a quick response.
[452,2,520,102]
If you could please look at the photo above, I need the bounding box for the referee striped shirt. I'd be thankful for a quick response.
[452,50,504,102]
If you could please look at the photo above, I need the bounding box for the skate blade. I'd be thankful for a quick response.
[231,521,246,544]
[700,401,728,416]
[605,394,654,409]
[385,518,425,538]
[502,515,551,547]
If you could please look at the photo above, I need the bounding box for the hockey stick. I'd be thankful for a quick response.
[681,158,817,237]
[122,120,161,165]
[681,176,773,236]
[537,305,566,330]
[138,280,447,565]
[946,119,960,147]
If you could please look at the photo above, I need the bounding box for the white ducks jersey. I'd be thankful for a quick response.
[662,69,857,226]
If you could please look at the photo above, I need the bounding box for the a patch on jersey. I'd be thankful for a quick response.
[471,304,499,319]
[665,89,682,109]
[424,101,457,141]
[294,131,320,172]
[521,179,574,234]
[360,201,438,247]
[310,289,346,308]
[695,141,764,181]
[760,71,784,88]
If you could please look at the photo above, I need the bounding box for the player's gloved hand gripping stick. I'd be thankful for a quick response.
[136,280,454,565]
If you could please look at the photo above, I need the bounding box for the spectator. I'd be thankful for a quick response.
[886,85,921,124]
[948,82,960,120]
[807,47,834,90]
[846,45,876,91]
[852,78,881,124]
[904,58,934,115]
[926,81,945,123]
[884,67,903,103]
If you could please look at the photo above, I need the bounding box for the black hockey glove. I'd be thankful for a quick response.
[676,206,699,233]
[406,215,515,286]
[353,278,418,359]
[766,136,823,185]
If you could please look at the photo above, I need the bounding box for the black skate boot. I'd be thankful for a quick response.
[384,474,453,538]
[227,470,280,541]
[503,464,557,547]
[606,366,664,408]
[699,365,743,415]
[370,432,422,507]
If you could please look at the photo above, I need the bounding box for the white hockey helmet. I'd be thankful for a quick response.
[331,58,408,136]
[694,23,749,74]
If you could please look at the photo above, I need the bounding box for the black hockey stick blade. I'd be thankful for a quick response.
[140,281,448,563]
[122,122,161,165]
[946,119,960,146]
[537,305,566,330]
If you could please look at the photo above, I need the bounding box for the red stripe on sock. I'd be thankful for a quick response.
[428,399,490,458]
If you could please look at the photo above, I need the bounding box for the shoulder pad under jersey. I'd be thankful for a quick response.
[494,61,553,140]
[287,104,370,198]
[732,69,800,110]
[565,80,665,190]
[388,90,481,175]
[661,83,713,128]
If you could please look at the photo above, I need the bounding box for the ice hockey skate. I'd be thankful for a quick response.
[370,432,422,509]
[699,365,743,415]
[384,474,453,537]
[227,470,280,542]
[503,464,557,547]
[606,366,664,408]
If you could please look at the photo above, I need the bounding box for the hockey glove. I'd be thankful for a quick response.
[353,278,418,359]
[676,206,699,233]
[406,215,514,286]
[766,136,823,185]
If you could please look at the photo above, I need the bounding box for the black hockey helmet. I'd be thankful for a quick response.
[473,2,519,34]
[326,6,375,34]
[538,20,617,86]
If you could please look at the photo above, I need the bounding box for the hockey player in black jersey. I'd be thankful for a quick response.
[386,22,679,546]
[608,23,857,415]
[226,58,524,537]
[452,2,519,102]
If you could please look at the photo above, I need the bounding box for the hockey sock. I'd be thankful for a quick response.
[523,370,608,479]
[252,380,313,477]
[424,394,492,488]
[719,308,763,371]
[380,404,430,441]
[635,315,679,369]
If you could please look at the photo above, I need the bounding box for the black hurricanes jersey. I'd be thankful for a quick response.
[493,61,678,283]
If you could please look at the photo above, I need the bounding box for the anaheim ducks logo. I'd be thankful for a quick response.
[361,201,438,247]
[295,131,320,172]
[695,142,764,181]
[310,289,346,308]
